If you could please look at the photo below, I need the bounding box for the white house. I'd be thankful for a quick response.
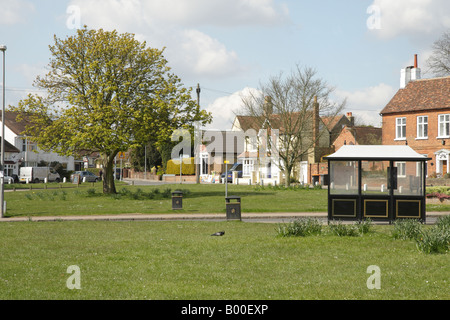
[0,111,75,173]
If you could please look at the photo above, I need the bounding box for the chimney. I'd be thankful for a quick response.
[313,96,320,147]
[346,112,354,127]
[400,54,421,89]
[411,54,421,81]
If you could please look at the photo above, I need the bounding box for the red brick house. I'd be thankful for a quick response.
[333,124,382,151]
[380,72,450,177]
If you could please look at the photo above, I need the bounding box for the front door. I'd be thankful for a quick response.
[299,161,308,184]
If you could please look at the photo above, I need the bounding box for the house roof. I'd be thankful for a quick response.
[324,145,430,161]
[380,76,450,115]
[234,112,325,134]
[0,139,20,153]
[351,126,382,145]
[0,111,33,135]
[321,114,349,132]
[201,130,245,155]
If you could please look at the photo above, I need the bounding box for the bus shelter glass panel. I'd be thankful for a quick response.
[361,161,389,195]
[394,161,424,196]
[329,161,359,195]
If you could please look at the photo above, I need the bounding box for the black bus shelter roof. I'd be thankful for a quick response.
[324,145,431,161]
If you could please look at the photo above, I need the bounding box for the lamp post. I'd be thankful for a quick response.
[0,45,6,218]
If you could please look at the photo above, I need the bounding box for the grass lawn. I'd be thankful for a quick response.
[3,182,450,218]
[3,183,328,218]
[0,220,448,300]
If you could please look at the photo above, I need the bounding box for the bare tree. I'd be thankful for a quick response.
[240,65,346,186]
[427,30,450,77]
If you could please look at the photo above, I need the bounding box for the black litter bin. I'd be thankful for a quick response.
[225,196,241,220]
[172,191,183,210]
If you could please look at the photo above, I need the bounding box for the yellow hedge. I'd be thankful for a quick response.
[166,157,195,175]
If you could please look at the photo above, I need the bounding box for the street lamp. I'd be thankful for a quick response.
[0,45,6,218]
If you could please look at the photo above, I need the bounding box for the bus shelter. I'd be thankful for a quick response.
[324,145,430,223]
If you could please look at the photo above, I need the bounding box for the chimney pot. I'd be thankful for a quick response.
[414,54,418,68]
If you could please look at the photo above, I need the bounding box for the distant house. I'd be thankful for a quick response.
[0,139,21,177]
[333,125,382,151]
[379,55,450,177]
[322,112,354,145]
[231,99,334,185]
[0,111,75,172]
[197,130,245,180]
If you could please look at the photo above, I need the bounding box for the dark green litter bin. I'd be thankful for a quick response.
[226,196,241,220]
[172,191,183,210]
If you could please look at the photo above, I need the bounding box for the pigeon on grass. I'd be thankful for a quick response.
[211,231,225,236]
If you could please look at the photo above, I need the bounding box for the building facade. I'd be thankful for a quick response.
[380,58,450,177]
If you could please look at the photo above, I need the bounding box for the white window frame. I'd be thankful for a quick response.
[395,117,406,140]
[416,116,428,139]
[396,162,406,178]
[438,114,450,138]
[243,159,255,177]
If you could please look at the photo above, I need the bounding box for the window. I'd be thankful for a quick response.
[417,116,428,139]
[396,162,406,177]
[396,117,406,140]
[243,159,255,177]
[438,114,450,137]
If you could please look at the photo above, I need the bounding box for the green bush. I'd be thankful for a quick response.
[166,158,195,175]
[276,218,322,237]
[436,215,450,230]
[415,227,449,254]
[392,219,422,240]
[328,221,359,237]
[356,219,373,234]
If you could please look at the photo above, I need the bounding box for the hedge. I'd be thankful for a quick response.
[166,157,195,175]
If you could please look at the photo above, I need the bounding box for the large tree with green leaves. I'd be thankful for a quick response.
[12,27,211,194]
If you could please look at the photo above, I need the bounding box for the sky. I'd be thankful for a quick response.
[1,0,449,130]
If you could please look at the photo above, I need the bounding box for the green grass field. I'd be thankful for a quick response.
[4,182,450,218]
[0,220,448,300]
[3,183,328,218]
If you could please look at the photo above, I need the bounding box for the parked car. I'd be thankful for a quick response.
[221,162,243,182]
[3,175,15,184]
[20,166,61,183]
[70,171,99,183]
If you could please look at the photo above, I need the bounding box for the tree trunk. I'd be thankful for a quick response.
[284,166,292,187]
[102,152,118,194]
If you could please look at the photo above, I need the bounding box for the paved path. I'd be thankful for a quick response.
[0,211,447,223]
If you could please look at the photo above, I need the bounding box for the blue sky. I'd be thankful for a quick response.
[1,0,449,129]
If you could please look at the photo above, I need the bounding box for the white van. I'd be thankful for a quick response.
[19,167,61,183]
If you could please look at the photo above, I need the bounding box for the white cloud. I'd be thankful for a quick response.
[68,0,288,80]
[370,0,450,39]
[0,0,35,25]
[334,83,396,126]
[204,87,260,130]
[141,0,289,27]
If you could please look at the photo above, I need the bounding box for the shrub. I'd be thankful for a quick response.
[276,218,322,237]
[166,158,195,175]
[392,219,422,240]
[415,227,449,254]
[162,188,172,198]
[86,188,96,197]
[356,218,373,234]
[328,221,359,237]
[436,215,450,230]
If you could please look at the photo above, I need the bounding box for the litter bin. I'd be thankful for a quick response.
[172,191,183,210]
[225,196,241,220]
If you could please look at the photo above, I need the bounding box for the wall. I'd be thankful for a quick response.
[382,110,449,176]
